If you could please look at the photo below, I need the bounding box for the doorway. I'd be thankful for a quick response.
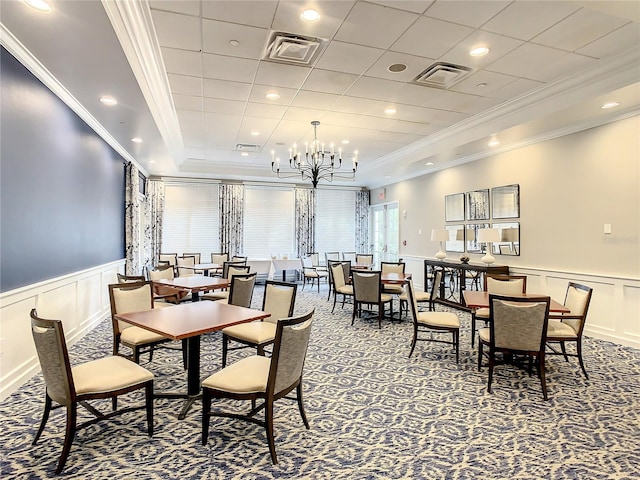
[370,202,399,267]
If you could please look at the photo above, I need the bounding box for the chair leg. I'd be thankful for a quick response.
[471,313,477,347]
[149,344,154,362]
[265,399,277,464]
[477,342,483,371]
[454,330,459,364]
[576,339,589,379]
[296,383,310,429]
[332,294,338,313]
[133,346,140,364]
[487,349,495,394]
[351,302,357,326]
[55,403,77,474]
[560,342,569,361]
[408,327,418,358]
[222,334,229,367]
[377,303,382,329]
[539,353,548,400]
[145,381,154,436]
[201,388,211,445]
[33,393,52,445]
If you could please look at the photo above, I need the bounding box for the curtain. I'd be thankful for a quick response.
[295,187,315,257]
[124,162,140,275]
[220,183,244,257]
[143,179,164,270]
[355,189,370,253]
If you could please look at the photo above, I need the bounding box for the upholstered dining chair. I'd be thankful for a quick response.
[546,282,593,379]
[147,264,191,303]
[301,255,328,292]
[201,263,251,301]
[324,251,340,267]
[221,280,298,367]
[202,309,314,464]
[30,309,154,474]
[183,252,201,264]
[406,274,460,363]
[159,253,178,274]
[342,251,357,261]
[355,253,374,267]
[215,272,257,308]
[351,270,393,329]
[399,272,437,318]
[471,274,528,347]
[176,255,197,277]
[328,261,353,312]
[380,261,406,295]
[478,294,551,399]
[118,272,183,305]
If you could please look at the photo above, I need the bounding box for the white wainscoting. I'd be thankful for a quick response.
[401,255,640,350]
[0,260,125,401]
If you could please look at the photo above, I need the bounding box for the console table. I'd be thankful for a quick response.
[424,259,509,310]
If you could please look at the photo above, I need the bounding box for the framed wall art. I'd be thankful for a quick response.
[445,193,465,222]
[466,189,490,221]
[492,184,520,219]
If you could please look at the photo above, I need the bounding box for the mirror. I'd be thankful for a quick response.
[492,184,520,219]
[493,222,520,255]
[445,193,465,222]
[466,189,490,220]
[445,224,465,252]
[466,223,490,253]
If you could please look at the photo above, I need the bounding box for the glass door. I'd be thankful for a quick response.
[370,202,399,268]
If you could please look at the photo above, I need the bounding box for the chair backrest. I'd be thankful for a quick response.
[306,253,320,266]
[485,274,527,294]
[267,309,314,397]
[499,245,512,254]
[222,261,249,278]
[381,262,405,275]
[325,252,340,265]
[177,255,196,276]
[489,294,550,352]
[301,256,313,269]
[262,280,297,324]
[159,253,177,267]
[231,256,247,264]
[117,273,145,283]
[108,281,154,334]
[429,269,444,301]
[342,251,356,261]
[211,253,228,265]
[329,261,350,289]
[561,282,593,335]
[148,264,175,280]
[30,309,75,406]
[406,278,420,325]
[355,254,373,266]
[183,252,201,264]
[225,264,251,279]
[352,270,382,303]
[227,273,257,308]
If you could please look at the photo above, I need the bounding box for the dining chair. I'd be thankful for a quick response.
[176,255,197,277]
[221,280,298,367]
[328,261,353,311]
[342,251,357,262]
[380,261,406,295]
[159,253,178,274]
[355,253,374,267]
[351,270,393,329]
[231,255,248,264]
[210,253,228,276]
[202,309,314,464]
[224,272,258,308]
[399,269,441,317]
[324,251,340,267]
[477,294,551,400]
[30,309,154,474]
[201,264,251,301]
[546,282,593,379]
[471,274,528,347]
[147,264,191,303]
[301,255,328,292]
[406,274,460,363]
[182,252,201,264]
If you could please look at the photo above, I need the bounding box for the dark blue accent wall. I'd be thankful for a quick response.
[1,47,125,292]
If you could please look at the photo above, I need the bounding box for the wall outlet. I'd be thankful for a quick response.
[604,224,612,234]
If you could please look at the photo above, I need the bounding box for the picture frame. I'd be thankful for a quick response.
[445,193,465,222]
[445,224,465,253]
[466,189,490,221]
[492,184,520,219]
[466,223,490,253]
[493,222,520,256]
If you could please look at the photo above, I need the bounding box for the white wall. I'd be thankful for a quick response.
[0,260,124,401]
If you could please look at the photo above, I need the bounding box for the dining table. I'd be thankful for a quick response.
[153,274,229,301]
[462,290,570,313]
[190,262,221,276]
[381,272,412,284]
[115,301,270,419]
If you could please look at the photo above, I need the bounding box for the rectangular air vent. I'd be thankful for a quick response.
[263,31,327,66]
[235,144,260,152]
[411,62,472,89]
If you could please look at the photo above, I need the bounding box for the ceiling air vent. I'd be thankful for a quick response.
[411,62,472,89]
[235,144,260,152]
[263,31,326,66]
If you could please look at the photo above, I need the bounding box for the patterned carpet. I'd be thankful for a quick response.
[1,284,639,479]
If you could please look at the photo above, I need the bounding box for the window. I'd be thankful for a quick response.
[162,182,220,256]
[315,189,356,254]
[243,186,295,257]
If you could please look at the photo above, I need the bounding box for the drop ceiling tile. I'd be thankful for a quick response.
[176,109,203,125]
[391,83,444,106]
[302,69,359,95]
[254,61,311,89]
[365,51,436,83]
[485,77,544,101]
[248,84,298,105]
[203,112,243,134]
[346,76,404,102]
[150,1,200,16]
[332,96,388,116]
[203,98,246,116]
[450,70,519,96]
[173,93,204,111]
[485,42,568,81]
[161,47,202,76]
[533,8,630,52]
[151,10,201,50]
[168,73,203,96]
[315,41,384,75]
[369,1,433,14]
[202,0,278,28]
[202,54,259,82]
[391,16,474,59]
[202,19,268,59]
[358,115,408,132]
[244,102,287,120]
[577,22,640,59]
[439,31,523,69]
[203,78,251,101]
[532,52,597,83]
[417,107,469,127]
[482,1,581,41]
[238,117,279,140]
[282,107,329,123]
[272,1,356,40]
[319,111,366,128]
[424,0,510,28]
[290,90,340,110]
[335,2,419,49]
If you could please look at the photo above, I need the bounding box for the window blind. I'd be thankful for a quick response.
[243,186,295,257]
[315,189,356,254]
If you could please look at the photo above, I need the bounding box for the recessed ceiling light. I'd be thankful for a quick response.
[341,140,350,144]
[265,92,280,100]
[425,162,434,166]
[250,131,260,136]
[301,9,320,22]
[477,82,487,88]
[387,63,407,73]
[229,40,240,47]
[488,137,500,147]
[601,101,620,109]
[131,137,143,143]
[241,152,249,157]
[22,0,52,12]
[470,46,490,57]
[99,96,118,106]
[385,107,397,115]
[149,160,156,164]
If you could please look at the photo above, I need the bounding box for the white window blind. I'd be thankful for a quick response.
[162,183,220,256]
[315,189,356,254]
[243,186,295,257]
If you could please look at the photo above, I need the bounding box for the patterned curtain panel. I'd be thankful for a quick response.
[295,187,315,257]
[355,189,370,253]
[143,179,165,271]
[124,163,140,275]
[220,183,244,257]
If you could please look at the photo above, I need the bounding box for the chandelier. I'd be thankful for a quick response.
[271,121,358,188]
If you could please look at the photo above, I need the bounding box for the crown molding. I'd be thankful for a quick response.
[101,0,184,166]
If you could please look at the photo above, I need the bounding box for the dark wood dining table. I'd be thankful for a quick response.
[153,274,229,301]
[381,272,412,284]
[115,301,270,419]
[463,291,570,313]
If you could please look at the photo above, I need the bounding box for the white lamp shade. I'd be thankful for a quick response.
[477,228,500,243]
[431,229,449,242]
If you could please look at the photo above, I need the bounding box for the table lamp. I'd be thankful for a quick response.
[431,229,449,260]
[477,228,500,265]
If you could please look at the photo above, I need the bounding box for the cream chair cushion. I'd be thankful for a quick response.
[202,355,270,394]
[417,311,459,328]
[547,320,578,338]
[223,322,277,343]
[380,293,394,303]
[478,327,491,343]
[72,356,154,395]
[337,285,354,295]
[475,307,490,319]
[120,326,167,345]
